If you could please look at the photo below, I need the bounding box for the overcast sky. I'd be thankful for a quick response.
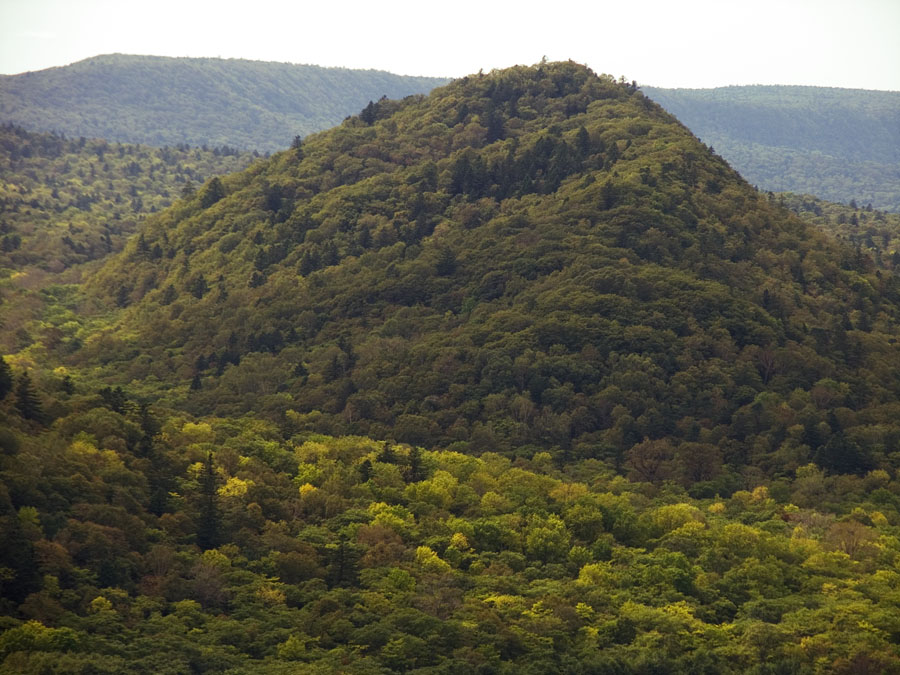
[1,0,898,90]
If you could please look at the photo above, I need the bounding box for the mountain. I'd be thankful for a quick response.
[643,85,900,212]
[82,61,900,483]
[0,54,449,152]
[3,61,900,673]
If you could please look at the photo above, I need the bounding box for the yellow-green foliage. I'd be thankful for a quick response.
[1,418,898,672]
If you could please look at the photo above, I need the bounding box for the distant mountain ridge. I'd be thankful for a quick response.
[643,84,900,212]
[0,54,450,152]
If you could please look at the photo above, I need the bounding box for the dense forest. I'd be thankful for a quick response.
[643,85,900,212]
[81,62,900,481]
[3,62,900,672]
[0,54,449,152]
[0,124,260,355]
[777,193,900,271]
[2,410,899,673]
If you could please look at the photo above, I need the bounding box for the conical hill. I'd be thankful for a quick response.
[87,61,900,481]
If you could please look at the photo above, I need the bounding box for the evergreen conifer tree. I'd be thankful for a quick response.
[406,446,424,482]
[436,247,457,276]
[14,371,43,422]
[0,356,12,400]
[358,458,373,482]
[200,177,226,208]
[197,452,220,550]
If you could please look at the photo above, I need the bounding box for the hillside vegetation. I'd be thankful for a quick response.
[0,409,898,673]
[777,192,900,271]
[644,85,900,212]
[78,62,900,484]
[0,54,449,152]
[0,124,260,352]
[3,62,900,673]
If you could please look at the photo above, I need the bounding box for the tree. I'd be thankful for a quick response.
[199,177,226,208]
[406,446,424,482]
[327,534,359,587]
[197,452,220,550]
[378,443,397,464]
[435,247,457,276]
[624,438,674,483]
[14,371,43,422]
[188,275,208,299]
[100,385,127,413]
[61,374,75,395]
[359,458,373,482]
[575,125,591,157]
[291,135,304,159]
[360,100,378,125]
[135,233,150,258]
[815,433,871,475]
[0,356,12,400]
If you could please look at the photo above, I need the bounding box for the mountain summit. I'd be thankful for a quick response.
[89,61,900,482]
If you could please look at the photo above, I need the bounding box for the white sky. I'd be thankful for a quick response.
[1,0,898,90]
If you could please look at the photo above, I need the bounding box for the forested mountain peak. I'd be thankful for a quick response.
[6,61,900,673]
[0,54,449,151]
[78,60,900,483]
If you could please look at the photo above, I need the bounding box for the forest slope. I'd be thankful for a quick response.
[778,192,900,271]
[643,85,900,212]
[83,62,900,485]
[3,62,900,673]
[0,124,260,353]
[0,54,449,152]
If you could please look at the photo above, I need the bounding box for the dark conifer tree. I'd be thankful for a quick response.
[322,242,339,267]
[357,226,372,250]
[14,371,43,422]
[100,385,127,413]
[136,232,150,258]
[325,354,343,382]
[188,275,208,299]
[378,443,396,464]
[197,452,220,550]
[299,250,318,276]
[291,135,304,159]
[200,177,226,208]
[575,125,591,157]
[359,100,378,125]
[436,247,457,276]
[358,458,373,482]
[0,488,39,603]
[160,284,178,305]
[61,374,75,395]
[406,446,424,482]
[0,356,12,401]
[327,534,359,588]
[486,108,505,142]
